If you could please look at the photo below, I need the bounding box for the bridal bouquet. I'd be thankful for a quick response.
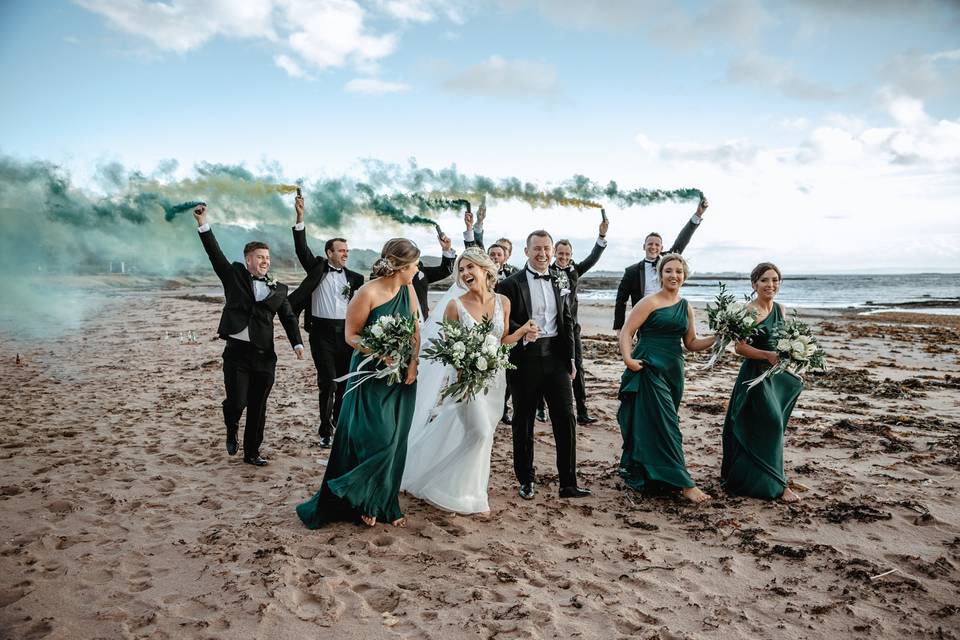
[703,283,758,368]
[744,312,826,390]
[422,317,514,402]
[337,314,417,391]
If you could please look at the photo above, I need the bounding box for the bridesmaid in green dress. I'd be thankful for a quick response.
[617,254,716,505]
[297,238,421,528]
[721,262,804,502]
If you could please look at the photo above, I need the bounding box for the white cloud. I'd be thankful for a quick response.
[345,77,410,94]
[74,0,276,53]
[74,0,460,77]
[726,51,849,101]
[880,48,960,99]
[635,133,761,168]
[274,53,309,78]
[442,55,559,98]
[519,0,771,49]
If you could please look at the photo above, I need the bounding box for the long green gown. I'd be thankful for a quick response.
[296,287,417,527]
[617,299,695,491]
[721,303,804,499]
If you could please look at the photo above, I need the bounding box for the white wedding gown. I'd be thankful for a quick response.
[401,293,506,514]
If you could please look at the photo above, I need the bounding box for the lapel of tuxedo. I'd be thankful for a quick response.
[550,278,564,331]
[238,264,255,300]
[517,274,533,321]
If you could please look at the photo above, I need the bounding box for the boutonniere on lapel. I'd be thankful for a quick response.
[553,270,571,296]
[264,274,278,289]
[341,283,353,300]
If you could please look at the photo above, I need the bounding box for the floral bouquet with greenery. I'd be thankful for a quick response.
[337,313,417,391]
[703,283,759,368]
[745,312,826,389]
[422,316,514,402]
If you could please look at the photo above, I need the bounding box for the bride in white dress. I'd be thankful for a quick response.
[402,249,536,515]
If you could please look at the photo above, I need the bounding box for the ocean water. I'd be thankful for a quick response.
[578,273,960,314]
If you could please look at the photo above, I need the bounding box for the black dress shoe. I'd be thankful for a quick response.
[559,486,592,498]
[519,483,535,500]
[536,409,547,423]
[226,429,239,456]
[577,414,599,425]
[319,436,333,449]
[243,456,268,466]
[501,413,512,425]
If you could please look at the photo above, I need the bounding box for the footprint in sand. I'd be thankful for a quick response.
[351,583,401,613]
[0,582,31,607]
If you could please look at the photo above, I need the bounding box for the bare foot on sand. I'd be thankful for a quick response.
[361,514,377,527]
[391,517,407,528]
[781,487,801,503]
[681,486,712,505]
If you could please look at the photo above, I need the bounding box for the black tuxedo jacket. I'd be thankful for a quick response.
[496,268,576,373]
[199,228,301,353]
[613,217,701,330]
[288,226,365,331]
[551,239,606,321]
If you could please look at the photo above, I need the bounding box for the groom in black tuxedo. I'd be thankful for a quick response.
[496,230,591,500]
[288,193,365,448]
[194,205,304,466]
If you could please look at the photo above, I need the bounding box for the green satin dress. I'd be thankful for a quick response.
[721,304,804,499]
[617,299,695,491]
[297,287,417,527]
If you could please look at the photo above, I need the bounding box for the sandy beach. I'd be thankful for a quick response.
[2,282,959,640]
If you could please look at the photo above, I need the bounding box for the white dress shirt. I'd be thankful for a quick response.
[525,265,558,339]
[313,268,348,319]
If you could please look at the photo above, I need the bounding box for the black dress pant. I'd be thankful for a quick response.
[309,317,351,437]
[510,339,577,488]
[222,339,276,459]
[536,323,588,418]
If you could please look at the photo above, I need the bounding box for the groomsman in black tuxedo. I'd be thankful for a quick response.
[496,230,591,500]
[549,213,610,425]
[289,194,365,448]
[463,200,519,281]
[194,204,303,466]
[613,197,709,333]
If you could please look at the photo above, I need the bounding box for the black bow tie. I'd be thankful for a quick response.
[644,259,658,266]
[527,268,553,280]
[252,275,269,282]
[325,265,343,274]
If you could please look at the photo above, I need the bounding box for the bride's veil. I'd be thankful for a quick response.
[408,280,467,440]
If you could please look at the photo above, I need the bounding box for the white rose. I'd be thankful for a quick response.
[804,342,819,358]
[476,357,488,371]
[453,341,466,353]
[483,334,499,349]
[370,325,384,337]
[776,338,791,352]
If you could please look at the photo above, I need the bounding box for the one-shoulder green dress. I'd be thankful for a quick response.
[617,299,695,491]
[297,287,417,527]
[721,304,803,499]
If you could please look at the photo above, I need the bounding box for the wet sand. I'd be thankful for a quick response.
[1,285,958,639]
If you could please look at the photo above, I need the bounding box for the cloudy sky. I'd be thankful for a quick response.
[1,0,958,273]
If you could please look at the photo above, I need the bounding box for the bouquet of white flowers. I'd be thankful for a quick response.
[744,312,826,390]
[703,283,759,368]
[337,314,417,391]
[422,316,514,402]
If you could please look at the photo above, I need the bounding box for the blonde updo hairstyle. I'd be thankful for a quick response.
[372,238,421,277]
[456,247,498,292]
[657,253,690,283]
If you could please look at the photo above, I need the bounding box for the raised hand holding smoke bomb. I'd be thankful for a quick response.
[697,195,709,217]
[599,207,609,237]
[294,187,305,223]
[193,202,208,226]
